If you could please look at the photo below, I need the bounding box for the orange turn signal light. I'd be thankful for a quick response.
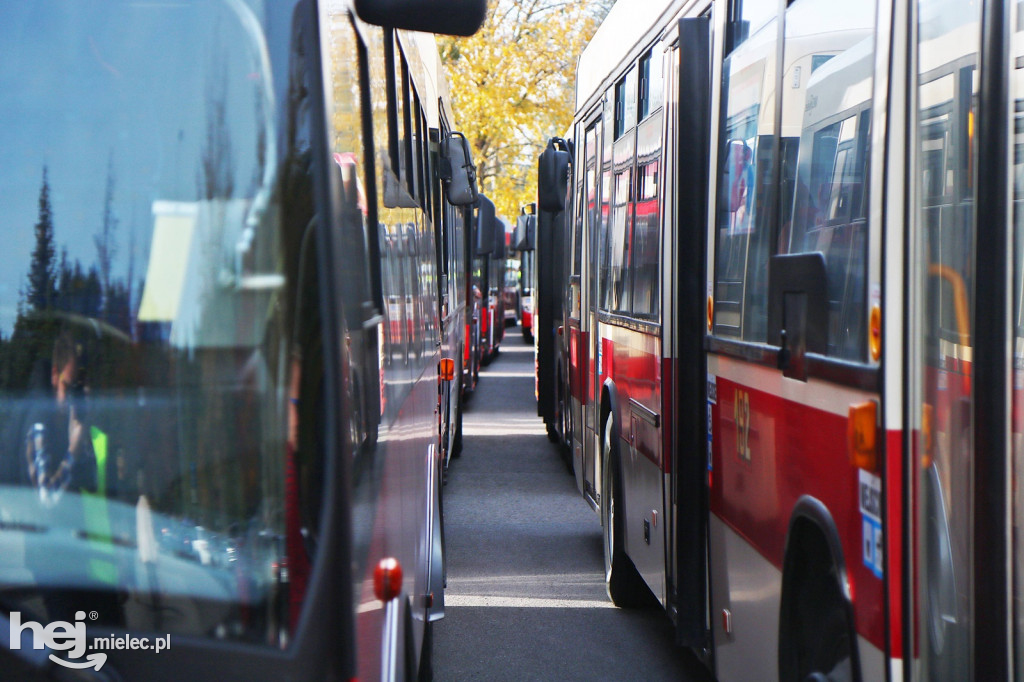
[439,358,455,381]
[848,401,878,471]
[374,557,403,602]
[869,305,882,361]
[707,296,714,332]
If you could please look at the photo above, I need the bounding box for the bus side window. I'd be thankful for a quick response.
[400,48,415,201]
[604,68,637,314]
[383,30,400,179]
[712,4,778,341]
[777,2,876,362]
[631,104,662,320]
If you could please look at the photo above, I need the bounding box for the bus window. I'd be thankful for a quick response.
[638,49,663,121]
[604,167,632,313]
[712,4,778,341]
[572,123,598,322]
[613,68,637,141]
[778,1,876,361]
[631,109,662,320]
[914,0,980,678]
[1012,5,1024,678]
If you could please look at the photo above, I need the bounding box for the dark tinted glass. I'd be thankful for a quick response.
[0,0,314,646]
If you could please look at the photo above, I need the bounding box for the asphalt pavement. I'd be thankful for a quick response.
[434,330,714,681]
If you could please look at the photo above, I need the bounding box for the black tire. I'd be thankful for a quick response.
[418,620,433,682]
[452,382,463,459]
[545,422,559,443]
[403,602,434,682]
[601,412,650,607]
[556,378,573,473]
[522,330,533,343]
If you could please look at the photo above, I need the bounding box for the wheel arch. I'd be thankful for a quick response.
[778,495,862,682]
[599,378,622,508]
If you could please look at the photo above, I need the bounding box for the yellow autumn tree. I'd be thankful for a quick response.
[439,0,610,220]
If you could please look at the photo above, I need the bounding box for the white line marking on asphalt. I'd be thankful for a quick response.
[444,595,615,609]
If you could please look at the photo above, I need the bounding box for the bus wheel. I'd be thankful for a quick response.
[557,381,573,473]
[404,603,433,682]
[601,412,649,607]
[546,423,560,443]
[418,616,433,682]
[452,381,463,459]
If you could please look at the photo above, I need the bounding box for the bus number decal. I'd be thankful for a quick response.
[734,389,751,462]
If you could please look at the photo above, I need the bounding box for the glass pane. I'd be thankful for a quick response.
[733,0,776,47]
[649,48,664,115]
[0,0,312,646]
[631,111,662,320]
[915,0,980,678]
[713,16,778,340]
[1013,1,1024,676]
[778,2,876,360]
[604,168,632,313]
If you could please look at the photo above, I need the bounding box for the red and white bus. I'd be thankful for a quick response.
[0,1,482,679]
[551,0,1023,678]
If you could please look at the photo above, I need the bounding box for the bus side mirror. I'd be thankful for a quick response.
[538,137,571,213]
[494,218,509,258]
[515,214,536,251]
[767,252,828,382]
[475,195,497,256]
[353,0,487,37]
[440,131,479,207]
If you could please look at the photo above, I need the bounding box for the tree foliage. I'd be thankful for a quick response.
[439,0,610,220]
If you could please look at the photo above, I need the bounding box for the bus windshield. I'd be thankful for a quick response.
[0,0,311,646]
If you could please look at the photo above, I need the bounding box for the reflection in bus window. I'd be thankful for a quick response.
[713,15,777,341]
[915,0,980,678]
[631,107,662,321]
[1011,6,1024,680]
[780,7,874,361]
[603,169,632,313]
[0,0,318,647]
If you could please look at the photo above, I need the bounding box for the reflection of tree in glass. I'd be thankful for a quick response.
[95,154,118,313]
[198,57,235,202]
[27,166,57,314]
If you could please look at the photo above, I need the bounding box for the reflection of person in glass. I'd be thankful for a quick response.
[24,326,122,624]
[25,329,98,506]
[727,140,754,234]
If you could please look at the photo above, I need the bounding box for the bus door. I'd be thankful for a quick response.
[909,0,1018,678]
[576,114,603,506]
[669,16,712,649]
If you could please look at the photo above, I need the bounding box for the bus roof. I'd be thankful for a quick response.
[575,0,685,114]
